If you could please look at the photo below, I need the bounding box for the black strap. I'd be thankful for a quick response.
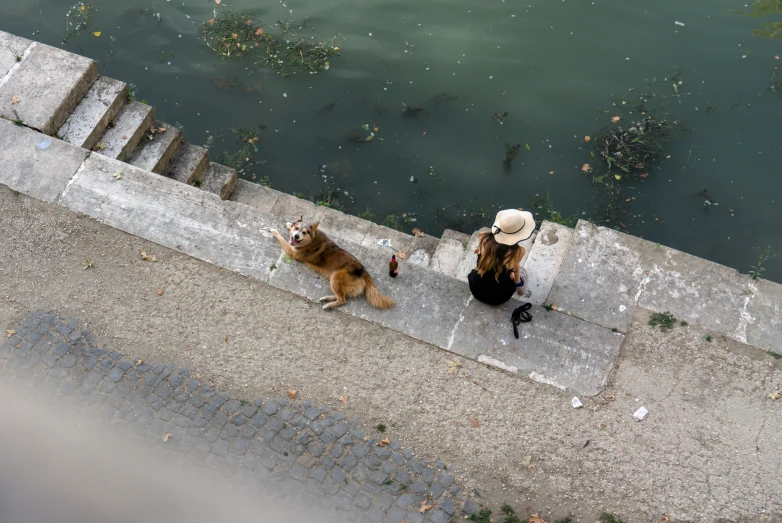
[511,303,532,339]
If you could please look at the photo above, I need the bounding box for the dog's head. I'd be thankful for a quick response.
[285,215,319,247]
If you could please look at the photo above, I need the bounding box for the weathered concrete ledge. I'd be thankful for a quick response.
[0,28,779,398]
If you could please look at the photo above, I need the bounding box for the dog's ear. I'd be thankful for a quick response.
[310,222,320,231]
[285,221,293,229]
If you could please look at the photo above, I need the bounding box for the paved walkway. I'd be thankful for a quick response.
[1,311,468,523]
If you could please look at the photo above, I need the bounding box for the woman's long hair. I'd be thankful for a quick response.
[476,232,524,282]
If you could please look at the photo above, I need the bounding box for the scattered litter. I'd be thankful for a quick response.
[82,259,93,270]
[163,432,172,442]
[140,250,158,262]
[377,437,390,447]
[419,500,433,513]
[674,21,685,26]
[5,329,16,338]
[446,358,462,375]
[112,171,123,180]
[571,397,583,409]
[633,406,649,421]
[376,239,392,247]
[11,96,21,105]
[769,392,781,400]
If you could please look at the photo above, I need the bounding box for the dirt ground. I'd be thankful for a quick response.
[1,185,780,523]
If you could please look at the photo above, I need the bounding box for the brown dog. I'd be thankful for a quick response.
[269,216,395,310]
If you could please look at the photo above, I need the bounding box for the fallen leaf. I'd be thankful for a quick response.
[338,395,348,404]
[232,33,238,39]
[549,170,554,175]
[334,46,340,51]
[770,392,781,400]
[82,259,93,269]
[11,96,21,104]
[446,359,462,375]
[208,18,216,25]
[163,432,172,442]
[521,455,532,468]
[94,142,107,151]
[661,517,669,523]
[584,136,591,142]
[419,501,433,514]
[470,417,480,428]
[195,373,202,380]
[666,155,671,159]
[215,0,221,3]
[377,437,391,447]
[625,198,632,203]
[255,27,264,36]
[529,515,547,523]
[581,163,591,173]
[224,336,229,342]
[422,131,426,136]
[156,288,164,295]
[136,359,143,365]
[640,172,649,178]
[287,389,298,399]
[550,304,559,311]
[93,31,101,37]
[140,250,158,262]
[614,174,622,180]
[775,55,780,60]
[411,228,424,238]
[5,329,16,338]
[396,251,406,260]
[611,116,620,123]
[112,171,122,180]
[245,19,252,25]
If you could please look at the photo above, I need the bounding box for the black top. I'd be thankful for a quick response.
[467,254,516,306]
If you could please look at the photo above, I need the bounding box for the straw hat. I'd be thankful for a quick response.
[491,209,536,245]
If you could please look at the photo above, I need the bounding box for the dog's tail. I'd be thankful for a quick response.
[364,274,395,309]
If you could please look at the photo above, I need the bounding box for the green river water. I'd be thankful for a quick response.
[1,0,781,281]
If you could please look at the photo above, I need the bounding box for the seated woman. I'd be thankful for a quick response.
[468,209,536,306]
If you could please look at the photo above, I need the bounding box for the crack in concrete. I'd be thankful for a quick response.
[0,42,36,89]
[734,281,757,344]
[446,295,472,351]
[56,152,91,204]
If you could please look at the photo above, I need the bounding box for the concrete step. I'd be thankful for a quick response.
[455,229,486,282]
[523,221,574,306]
[0,31,33,78]
[0,41,97,134]
[165,142,211,185]
[94,101,154,161]
[199,162,237,200]
[57,76,127,150]
[129,121,182,174]
[51,148,624,396]
[229,179,282,212]
[430,229,469,276]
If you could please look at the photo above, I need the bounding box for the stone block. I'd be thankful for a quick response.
[548,220,659,332]
[318,206,373,246]
[129,121,182,173]
[200,162,237,200]
[229,179,281,212]
[57,76,127,149]
[58,154,285,283]
[739,278,781,352]
[0,42,97,134]
[360,224,439,268]
[449,298,624,396]
[268,238,470,348]
[523,221,574,305]
[0,31,32,78]
[430,229,468,277]
[270,192,326,224]
[94,101,154,160]
[637,245,752,340]
[0,119,87,202]
[165,141,210,185]
[454,228,490,282]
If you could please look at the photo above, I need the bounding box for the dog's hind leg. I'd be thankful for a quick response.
[322,272,349,310]
[318,295,337,303]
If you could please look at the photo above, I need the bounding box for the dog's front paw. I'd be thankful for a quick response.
[267,228,281,237]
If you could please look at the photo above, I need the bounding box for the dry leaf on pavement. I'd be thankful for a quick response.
[140,250,158,262]
[396,251,406,259]
[163,432,172,442]
[338,395,348,404]
[287,390,298,399]
[446,359,462,375]
[136,359,143,365]
[5,329,16,338]
[156,288,164,295]
[195,373,202,380]
[529,515,547,523]
[769,392,781,400]
[521,455,533,468]
[377,437,391,447]
[419,501,433,513]
[11,96,21,104]
[470,417,480,428]
[83,259,92,269]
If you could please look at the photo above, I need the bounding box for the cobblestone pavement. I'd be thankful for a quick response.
[0,311,476,523]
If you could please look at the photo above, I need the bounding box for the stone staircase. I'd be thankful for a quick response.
[5,29,779,400]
